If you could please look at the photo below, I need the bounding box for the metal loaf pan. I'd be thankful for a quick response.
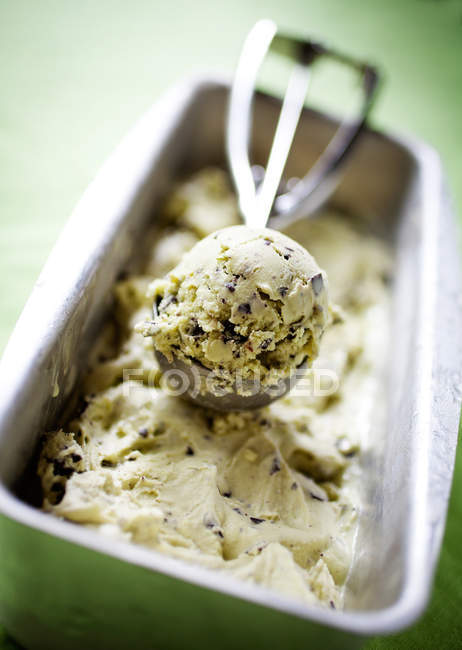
[0,77,460,650]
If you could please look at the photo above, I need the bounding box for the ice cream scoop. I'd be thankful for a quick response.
[140,226,330,409]
[139,19,377,410]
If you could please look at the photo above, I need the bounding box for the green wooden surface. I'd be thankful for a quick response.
[0,0,461,647]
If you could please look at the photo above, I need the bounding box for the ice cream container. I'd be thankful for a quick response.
[0,77,460,649]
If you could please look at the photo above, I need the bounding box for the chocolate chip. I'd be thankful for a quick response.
[223,320,247,343]
[238,303,251,314]
[283,254,291,260]
[186,446,195,456]
[50,482,65,504]
[330,601,336,609]
[216,530,224,538]
[290,316,303,328]
[250,517,264,524]
[223,491,232,498]
[291,482,298,490]
[270,457,281,475]
[189,321,204,337]
[52,460,74,478]
[225,283,236,292]
[138,428,149,438]
[278,286,288,297]
[160,294,177,310]
[260,338,272,350]
[311,273,324,296]
[71,454,82,463]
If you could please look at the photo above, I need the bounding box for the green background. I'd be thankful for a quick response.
[0,0,461,647]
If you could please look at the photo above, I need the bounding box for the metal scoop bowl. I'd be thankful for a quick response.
[155,349,307,411]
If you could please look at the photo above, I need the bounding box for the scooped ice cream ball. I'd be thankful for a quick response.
[139,225,331,394]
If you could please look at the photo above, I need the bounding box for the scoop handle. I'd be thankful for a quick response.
[226,19,277,228]
[227,20,311,229]
[226,19,380,230]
